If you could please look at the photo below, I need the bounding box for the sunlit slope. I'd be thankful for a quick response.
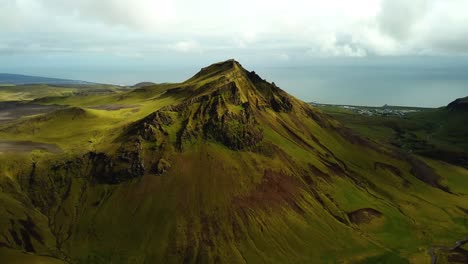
[0,60,467,263]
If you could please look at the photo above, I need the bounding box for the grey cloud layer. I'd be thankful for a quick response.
[1,0,468,57]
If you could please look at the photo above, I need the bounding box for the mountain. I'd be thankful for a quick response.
[0,73,93,85]
[0,60,467,263]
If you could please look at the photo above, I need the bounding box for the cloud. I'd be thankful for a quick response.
[377,0,430,40]
[305,33,368,57]
[414,0,468,55]
[172,40,201,53]
[276,54,290,61]
[34,0,177,30]
[1,0,468,58]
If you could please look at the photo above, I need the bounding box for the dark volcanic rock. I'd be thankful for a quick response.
[88,141,145,184]
[203,105,264,150]
[246,71,293,112]
[126,110,172,143]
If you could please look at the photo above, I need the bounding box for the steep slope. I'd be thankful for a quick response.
[0,60,467,263]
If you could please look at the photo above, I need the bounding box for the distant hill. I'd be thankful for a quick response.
[0,73,93,85]
[132,82,156,88]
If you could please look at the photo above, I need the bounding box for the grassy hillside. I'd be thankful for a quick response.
[0,60,467,263]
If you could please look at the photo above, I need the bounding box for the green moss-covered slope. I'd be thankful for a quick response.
[0,60,467,263]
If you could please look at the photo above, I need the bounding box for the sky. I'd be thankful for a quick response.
[1,0,468,106]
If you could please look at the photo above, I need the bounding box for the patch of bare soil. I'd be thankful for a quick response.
[347,208,383,225]
[0,101,63,122]
[407,155,451,193]
[0,141,62,153]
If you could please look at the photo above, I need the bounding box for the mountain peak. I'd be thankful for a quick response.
[176,60,296,114]
[127,60,303,151]
[187,59,243,82]
[209,58,241,69]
